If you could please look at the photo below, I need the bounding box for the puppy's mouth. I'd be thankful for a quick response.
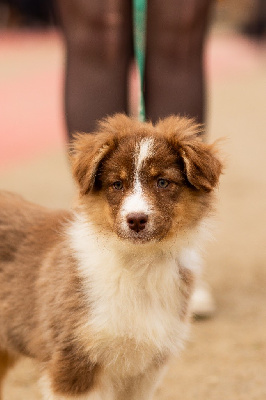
[116,229,156,243]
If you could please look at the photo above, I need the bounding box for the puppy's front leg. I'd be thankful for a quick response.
[118,363,167,400]
[40,371,115,400]
[0,350,17,400]
[42,392,113,400]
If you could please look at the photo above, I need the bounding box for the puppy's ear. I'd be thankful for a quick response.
[69,131,116,195]
[178,139,223,192]
[157,116,223,192]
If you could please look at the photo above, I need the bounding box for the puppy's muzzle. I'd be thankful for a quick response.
[127,213,148,233]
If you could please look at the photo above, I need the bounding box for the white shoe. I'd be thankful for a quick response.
[190,281,216,319]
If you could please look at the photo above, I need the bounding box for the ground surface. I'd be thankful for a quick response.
[0,28,266,400]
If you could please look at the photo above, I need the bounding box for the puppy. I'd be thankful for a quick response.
[0,115,222,400]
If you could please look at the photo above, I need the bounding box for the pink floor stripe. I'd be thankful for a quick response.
[0,29,265,169]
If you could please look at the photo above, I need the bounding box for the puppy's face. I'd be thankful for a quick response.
[70,115,222,243]
[101,136,184,242]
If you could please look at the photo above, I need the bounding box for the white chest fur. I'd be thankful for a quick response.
[68,214,200,376]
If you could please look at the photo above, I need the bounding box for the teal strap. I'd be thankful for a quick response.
[133,0,147,122]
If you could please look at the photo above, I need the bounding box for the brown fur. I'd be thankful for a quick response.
[0,114,222,399]
[0,351,16,400]
[0,193,97,395]
[71,115,222,196]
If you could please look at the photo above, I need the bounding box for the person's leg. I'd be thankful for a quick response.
[242,0,266,38]
[145,0,214,124]
[55,0,133,139]
[146,0,215,318]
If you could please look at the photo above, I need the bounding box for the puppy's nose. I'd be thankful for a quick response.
[127,213,148,233]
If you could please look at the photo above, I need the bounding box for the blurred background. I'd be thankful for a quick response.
[0,1,266,399]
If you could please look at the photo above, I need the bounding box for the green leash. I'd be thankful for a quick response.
[133,0,147,122]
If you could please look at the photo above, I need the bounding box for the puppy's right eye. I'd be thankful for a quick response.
[157,178,169,188]
[113,181,123,190]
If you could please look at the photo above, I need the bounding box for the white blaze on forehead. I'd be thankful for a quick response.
[135,138,154,173]
[121,138,154,217]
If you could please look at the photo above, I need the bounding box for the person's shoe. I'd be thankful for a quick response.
[191,281,216,319]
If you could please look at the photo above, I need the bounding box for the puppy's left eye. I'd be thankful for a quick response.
[157,178,169,188]
[113,181,123,190]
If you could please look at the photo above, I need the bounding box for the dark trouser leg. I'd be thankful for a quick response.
[145,0,214,125]
[55,0,133,139]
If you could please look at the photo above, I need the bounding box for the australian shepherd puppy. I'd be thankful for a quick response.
[0,115,222,400]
